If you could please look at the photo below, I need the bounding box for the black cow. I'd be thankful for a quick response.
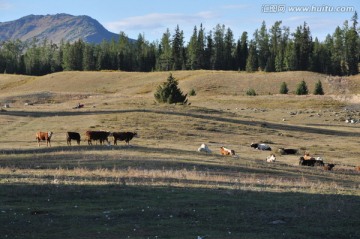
[250,143,272,151]
[112,132,137,145]
[66,132,81,146]
[85,131,110,145]
[299,157,324,166]
[278,148,298,155]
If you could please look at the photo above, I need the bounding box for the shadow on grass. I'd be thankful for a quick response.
[2,108,360,137]
[0,145,358,189]
[0,183,359,239]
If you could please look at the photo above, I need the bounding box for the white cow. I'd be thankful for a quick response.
[197,143,212,153]
[266,154,276,162]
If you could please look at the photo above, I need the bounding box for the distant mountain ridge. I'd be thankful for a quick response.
[0,13,120,44]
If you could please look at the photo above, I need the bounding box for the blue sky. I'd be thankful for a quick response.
[0,0,359,42]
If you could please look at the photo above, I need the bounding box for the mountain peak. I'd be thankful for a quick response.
[0,14,120,44]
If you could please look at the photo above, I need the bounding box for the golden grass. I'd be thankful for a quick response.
[1,70,360,196]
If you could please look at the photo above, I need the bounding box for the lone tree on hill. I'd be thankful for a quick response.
[296,80,309,95]
[154,73,188,104]
[314,80,324,95]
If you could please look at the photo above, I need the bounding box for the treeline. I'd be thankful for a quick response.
[0,12,359,76]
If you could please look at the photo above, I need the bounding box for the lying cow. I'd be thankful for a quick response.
[324,164,335,171]
[36,131,53,147]
[251,143,272,151]
[299,156,324,166]
[85,131,110,145]
[278,148,298,155]
[66,132,81,146]
[220,146,235,156]
[198,143,212,153]
[266,154,276,162]
[112,132,137,145]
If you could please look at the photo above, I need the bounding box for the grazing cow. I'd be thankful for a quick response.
[266,154,276,162]
[324,164,335,171]
[36,131,53,147]
[251,143,272,151]
[220,146,235,156]
[85,131,110,145]
[112,132,137,145]
[299,157,324,166]
[197,143,212,153]
[278,148,298,155]
[66,132,81,146]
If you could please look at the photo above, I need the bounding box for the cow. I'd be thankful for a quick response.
[324,164,335,171]
[278,148,298,155]
[36,131,53,147]
[250,143,272,151]
[220,146,235,156]
[355,166,360,172]
[112,132,137,145]
[299,156,324,167]
[266,154,276,162]
[85,131,110,145]
[197,143,212,153]
[66,132,81,146]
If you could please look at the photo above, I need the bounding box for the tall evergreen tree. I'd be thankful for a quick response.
[171,25,185,70]
[204,31,214,69]
[224,27,235,70]
[157,29,172,71]
[187,26,198,70]
[246,40,258,72]
[345,11,359,75]
[255,21,270,71]
[213,24,225,70]
[196,24,206,69]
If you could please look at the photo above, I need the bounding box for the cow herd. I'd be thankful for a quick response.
[36,130,137,147]
[198,143,339,171]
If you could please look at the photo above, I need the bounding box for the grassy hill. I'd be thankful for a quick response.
[0,70,360,238]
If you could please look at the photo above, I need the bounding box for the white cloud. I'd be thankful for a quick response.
[0,0,11,10]
[105,11,218,33]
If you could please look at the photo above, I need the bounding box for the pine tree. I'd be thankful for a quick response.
[345,11,359,75]
[246,40,258,72]
[213,24,225,70]
[187,26,198,70]
[172,25,185,70]
[154,73,188,104]
[279,82,289,94]
[296,80,309,95]
[255,21,270,71]
[314,80,324,95]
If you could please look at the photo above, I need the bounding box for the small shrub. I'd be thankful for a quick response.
[279,82,289,94]
[314,80,324,95]
[296,80,308,95]
[189,88,196,96]
[246,88,257,96]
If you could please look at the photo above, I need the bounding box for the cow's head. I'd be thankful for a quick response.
[48,131,53,138]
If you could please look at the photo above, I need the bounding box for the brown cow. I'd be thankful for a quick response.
[85,131,110,145]
[220,146,235,156]
[36,131,53,147]
[112,132,137,145]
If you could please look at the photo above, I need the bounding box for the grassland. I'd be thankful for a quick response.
[0,70,360,238]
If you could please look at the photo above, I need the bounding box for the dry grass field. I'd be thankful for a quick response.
[0,70,360,238]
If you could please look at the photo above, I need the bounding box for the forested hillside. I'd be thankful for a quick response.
[0,12,358,76]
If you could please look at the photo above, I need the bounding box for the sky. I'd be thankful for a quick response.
[0,0,359,42]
